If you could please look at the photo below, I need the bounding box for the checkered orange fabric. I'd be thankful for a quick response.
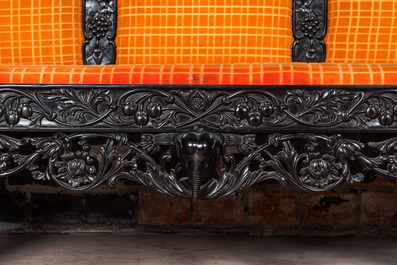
[325,0,397,63]
[0,0,84,65]
[116,0,293,65]
[2,63,397,85]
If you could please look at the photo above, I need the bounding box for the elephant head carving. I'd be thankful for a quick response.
[176,132,222,201]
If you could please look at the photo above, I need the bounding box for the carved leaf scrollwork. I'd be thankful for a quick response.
[0,132,395,200]
[43,89,112,124]
[2,87,397,130]
[293,0,327,62]
[83,0,117,65]
[285,90,358,124]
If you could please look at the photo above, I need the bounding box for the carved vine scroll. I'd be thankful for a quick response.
[2,85,397,131]
[0,132,395,200]
[83,0,117,65]
[293,0,327,62]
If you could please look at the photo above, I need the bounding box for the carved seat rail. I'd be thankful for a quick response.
[0,84,396,201]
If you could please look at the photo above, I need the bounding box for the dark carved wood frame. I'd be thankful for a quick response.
[83,0,117,65]
[0,84,396,201]
[3,0,395,201]
[293,0,327,62]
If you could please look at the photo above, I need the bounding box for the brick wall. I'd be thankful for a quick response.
[0,171,396,236]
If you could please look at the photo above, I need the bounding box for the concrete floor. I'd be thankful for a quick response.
[0,234,395,265]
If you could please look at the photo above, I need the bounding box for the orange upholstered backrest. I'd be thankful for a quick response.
[0,0,84,65]
[325,0,397,63]
[5,0,397,66]
[116,0,294,64]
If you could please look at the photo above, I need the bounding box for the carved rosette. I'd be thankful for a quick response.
[0,132,395,200]
[3,86,397,130]
[83,0,117,65]
[293,0,327,62]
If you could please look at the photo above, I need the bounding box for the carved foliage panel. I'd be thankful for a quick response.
[83,0,117,65]
[2,86,397,130]
[293,0,327,62]
[0,132,395,200]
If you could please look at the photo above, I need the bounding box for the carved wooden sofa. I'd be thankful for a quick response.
[0,0,396,201]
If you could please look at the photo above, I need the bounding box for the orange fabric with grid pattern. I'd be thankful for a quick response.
[116,0,293,65]
[2,63,397,85]
[325,0,397,63]
[0,0,84,65]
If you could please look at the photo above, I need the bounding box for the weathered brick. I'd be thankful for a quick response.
[192,195,244,226]
[360,192,397,226]
[138,191,190,226]
[31,193,82,225]
[248,192,300,226]
[0,192,26,223]
[304,193,357,226]
[84,193,137,225]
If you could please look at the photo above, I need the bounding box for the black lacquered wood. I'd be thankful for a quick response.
[1,84,397,133]
[83,0,117,65]
[0,130,395,200]
[1,0,390,200]
[293,0,327,62]
[0,84,394,200]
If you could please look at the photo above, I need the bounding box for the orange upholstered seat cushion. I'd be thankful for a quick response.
[2,63,397,85]
[0,0,84,65]
[325,0,397,63]
[116,0,293,65]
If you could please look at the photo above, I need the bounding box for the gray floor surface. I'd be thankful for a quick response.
[0,234,395,265]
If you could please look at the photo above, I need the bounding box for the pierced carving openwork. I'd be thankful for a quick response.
[0,132,395,200]
[0,84,396,200]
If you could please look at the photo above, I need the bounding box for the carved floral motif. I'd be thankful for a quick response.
[2,86,397,130]
[83,0,116,65]
[293,0,327,62]
[56,151,97,187]
[301,154,340,188]
[0,132,395,200]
